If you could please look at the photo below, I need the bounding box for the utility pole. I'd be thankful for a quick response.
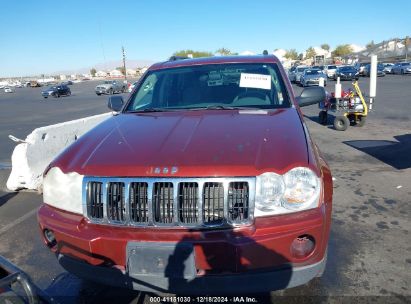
[122,46,127,83]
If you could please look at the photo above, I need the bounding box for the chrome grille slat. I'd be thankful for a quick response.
[83,177,255,228]
[130,182,149,224]
[153,182,174,224]
[107,182,125,222]
[228,182,249,224]
[203,182,224,225]
[178,182,199,224]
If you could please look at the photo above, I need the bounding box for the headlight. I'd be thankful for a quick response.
[255,167,321,217]
[43,167,84,214]
[255,173,285,212]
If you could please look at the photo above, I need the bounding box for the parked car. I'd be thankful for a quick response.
[288,66,297,83]
[382,63,395,74]
[300,68,327,87]
[334,66,359,81]
[324,65,338,78]
[363,63,385,77]
[38,55,332,294]
[41,85,71,98]
[61,80,74,85]
[391,62,411,75]
[294,66,309,83]
[30,81,41,87]
[4,87,15,93]
[95,80,126,95]
[354,62,370,76]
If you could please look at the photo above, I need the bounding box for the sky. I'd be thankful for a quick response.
[1,0,410,77]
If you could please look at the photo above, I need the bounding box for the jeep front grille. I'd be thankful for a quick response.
[83,177,255,228]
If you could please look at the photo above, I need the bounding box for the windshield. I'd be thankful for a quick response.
[340,66,355,71]
[104,81,114,84]
[296,67,306,72]
[327,65,336,69]
[305,69,322,75]
[125,63,290,112]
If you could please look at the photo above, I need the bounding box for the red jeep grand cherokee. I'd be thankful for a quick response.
[38,55,332,294]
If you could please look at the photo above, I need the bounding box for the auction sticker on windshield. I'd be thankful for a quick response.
[239,73,271,90]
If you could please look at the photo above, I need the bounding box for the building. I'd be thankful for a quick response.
[95,70,108,77]
[109,69,123,78]
[126,69,137,76]
[347,38,410,62]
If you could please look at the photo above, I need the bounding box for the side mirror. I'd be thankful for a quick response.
[296,86,326,107]
[108,95,124,112]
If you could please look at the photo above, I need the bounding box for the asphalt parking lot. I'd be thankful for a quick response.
[0,75,410,303]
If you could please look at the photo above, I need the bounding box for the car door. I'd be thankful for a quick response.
[392,64,399,74]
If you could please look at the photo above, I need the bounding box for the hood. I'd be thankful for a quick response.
[53,108,309,177]
[96,84,111,88]
[304,74,325,79]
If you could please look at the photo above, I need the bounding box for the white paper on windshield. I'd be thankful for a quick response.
[239,73,271,90]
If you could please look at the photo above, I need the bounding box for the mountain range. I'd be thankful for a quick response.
[54,59,155,75]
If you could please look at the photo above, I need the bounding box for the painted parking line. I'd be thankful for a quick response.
[0,208,37,236]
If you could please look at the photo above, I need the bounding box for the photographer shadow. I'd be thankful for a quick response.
[160,230,292,301]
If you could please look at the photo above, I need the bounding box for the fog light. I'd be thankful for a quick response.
[43,229,56,247]
[291,235,315,258]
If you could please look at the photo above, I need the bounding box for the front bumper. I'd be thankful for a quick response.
[304,79,325,86]
[95,89,109,94]
[58,253,326,294]
[41,92,54,97]
[38,203,331,293]
[338,74,358,80]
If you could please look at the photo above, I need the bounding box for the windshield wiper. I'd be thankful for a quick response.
[184,105,244,110]
[204,105,237,110]
[128,108,168,113]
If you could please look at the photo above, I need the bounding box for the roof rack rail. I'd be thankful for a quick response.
[168,56,189,61]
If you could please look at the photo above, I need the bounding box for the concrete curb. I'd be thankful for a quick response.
[7,112,112,191]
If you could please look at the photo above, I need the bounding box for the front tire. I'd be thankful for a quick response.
[334,116,349,131]
[356,116,366,127]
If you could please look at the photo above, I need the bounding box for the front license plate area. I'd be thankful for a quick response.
[126,242,196,279]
